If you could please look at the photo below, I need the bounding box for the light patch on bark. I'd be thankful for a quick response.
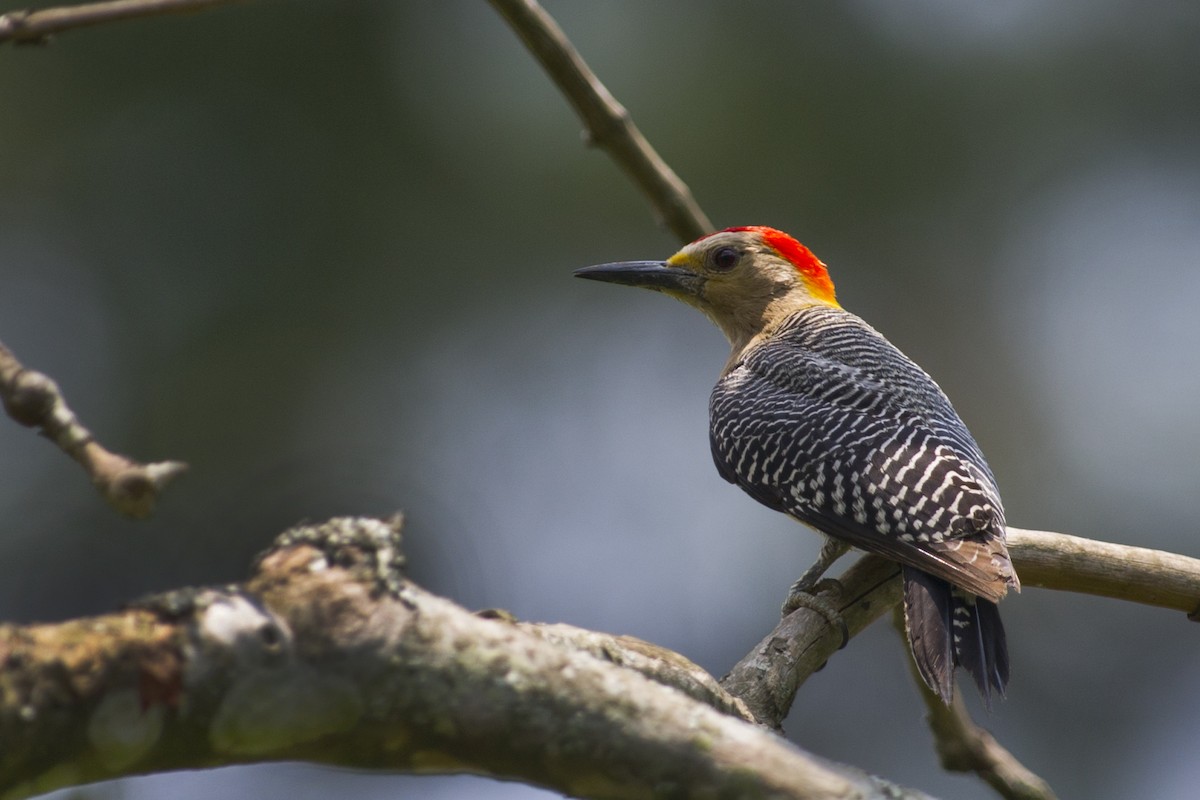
[86,689,164,770]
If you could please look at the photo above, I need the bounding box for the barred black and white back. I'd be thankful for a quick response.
[710,304,1019,703]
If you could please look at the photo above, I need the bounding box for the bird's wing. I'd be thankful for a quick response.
[710,333,1016,601]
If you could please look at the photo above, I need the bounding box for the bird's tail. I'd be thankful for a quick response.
[902,566,1009,706]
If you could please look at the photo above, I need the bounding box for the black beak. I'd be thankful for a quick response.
[573,261,702,296]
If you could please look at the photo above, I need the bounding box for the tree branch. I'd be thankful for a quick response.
[722,555,901,729]
[1006,527,1200,619]
[0,516,938,800]
[499,615,760,725]
[1,516,1194,798]
[487,0,713,243]
[0,0,240,46]
[0,340,186,518]
[720,527,1200,731]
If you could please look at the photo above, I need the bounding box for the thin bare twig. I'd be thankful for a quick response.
[488,0,713,243]
[893,607,1058,800]
[0,341,186,518]
[0,0,240,45]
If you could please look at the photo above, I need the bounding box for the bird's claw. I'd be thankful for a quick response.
[781,578,849,648]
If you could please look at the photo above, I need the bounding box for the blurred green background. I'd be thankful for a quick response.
[2,1,1199,798]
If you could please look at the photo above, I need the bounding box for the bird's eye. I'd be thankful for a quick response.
[711,247,740,272]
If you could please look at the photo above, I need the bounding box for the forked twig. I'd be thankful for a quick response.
[0,341,186,518]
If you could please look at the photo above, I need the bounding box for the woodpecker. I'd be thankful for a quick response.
[575,226,1018,704]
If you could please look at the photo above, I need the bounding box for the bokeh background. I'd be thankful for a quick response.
[2,1,1199,798]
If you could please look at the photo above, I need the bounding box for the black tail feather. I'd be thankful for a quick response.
[954,594,1009,708]
[958,599,992,707]
[976,597,1009,696]
[902,566,954,704]
[902,567,1009,706]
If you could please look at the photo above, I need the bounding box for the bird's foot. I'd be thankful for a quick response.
[781,577,849,648]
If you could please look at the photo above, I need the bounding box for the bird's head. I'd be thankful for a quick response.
[575,226,839,350]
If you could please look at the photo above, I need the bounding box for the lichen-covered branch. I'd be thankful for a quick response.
[488,0,713,243]
[1,517,1195,799]
[0,516,938,800]
[0,341,186,518]
[0,0,240,45]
